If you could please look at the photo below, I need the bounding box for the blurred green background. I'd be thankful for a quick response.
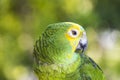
[0,0,120,80]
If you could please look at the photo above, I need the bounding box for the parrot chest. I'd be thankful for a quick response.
[36,58,81,80]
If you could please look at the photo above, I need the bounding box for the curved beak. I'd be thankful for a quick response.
[76,32,88,53]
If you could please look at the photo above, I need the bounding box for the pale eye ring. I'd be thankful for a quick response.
[68,29,79,38]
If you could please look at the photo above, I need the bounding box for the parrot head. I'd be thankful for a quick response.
[34,22,87,64]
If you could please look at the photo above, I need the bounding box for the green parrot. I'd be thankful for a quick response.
[33,22,105,80]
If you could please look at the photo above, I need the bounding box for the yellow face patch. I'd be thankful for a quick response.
[65,23,84,53]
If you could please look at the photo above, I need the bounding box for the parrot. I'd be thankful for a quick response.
[33,22,105,80]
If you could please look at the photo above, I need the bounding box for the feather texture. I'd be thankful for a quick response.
[33,22,106,80]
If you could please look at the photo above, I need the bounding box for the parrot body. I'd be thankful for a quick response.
[34,53,81,80]
[33,22,105,80]
[78,53,105,80]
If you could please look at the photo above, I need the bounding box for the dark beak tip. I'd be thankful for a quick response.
[75,40,87,53]
[75,31,87,53]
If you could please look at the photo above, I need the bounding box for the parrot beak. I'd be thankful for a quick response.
[76,32,87,53]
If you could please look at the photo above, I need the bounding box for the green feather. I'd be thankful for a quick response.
[78,52,105,80]
[33,22,106,80]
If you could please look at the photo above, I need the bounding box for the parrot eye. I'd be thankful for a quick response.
[68,29,79,38]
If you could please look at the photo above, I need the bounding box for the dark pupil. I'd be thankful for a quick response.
[72,30,77,35]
